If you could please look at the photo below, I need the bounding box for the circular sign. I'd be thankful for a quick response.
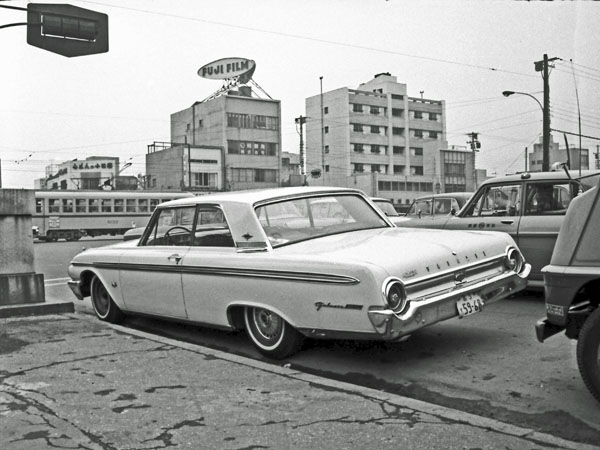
[198,58,256,80]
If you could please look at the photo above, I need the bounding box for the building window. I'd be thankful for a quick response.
[352,103,363,113]
[413,129,424,138]
[324,126,329,134]
[371,145,381,154]
[411,166,424,176]
[371,164,381,173]
[254,169,277,182]
[394,165,405,175]
[228,140,277,156]
[370,125,380,135]
[324,106,329,114]
[410,147,423,157]
[370,106,381,115]
[353,123,363,133]
[325,165,329,172]
[413,111,423,119]
[392,108,403,117]
[353,163,364,173]
[226,113,278,130]
[429,131,438,139]
[392,127,403,136]
[429,113,438,121]
[325,145,329,154]
[353,143,364,153]
[192,172,218,188]
[392,94,404,100]
[198,119,203,127]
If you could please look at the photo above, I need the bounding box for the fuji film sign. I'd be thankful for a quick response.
[198,58,256,80]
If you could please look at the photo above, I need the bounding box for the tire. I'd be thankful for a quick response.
[576,306,600,403]
[90,276,124,324]
[244,307,303,359]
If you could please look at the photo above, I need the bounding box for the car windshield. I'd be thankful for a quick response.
[256,194,389,247]
[373,200,399,216]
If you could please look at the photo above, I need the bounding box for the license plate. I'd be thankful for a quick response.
[456,293,484,318]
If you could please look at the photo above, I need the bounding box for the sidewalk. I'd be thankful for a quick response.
[1,311,598,450]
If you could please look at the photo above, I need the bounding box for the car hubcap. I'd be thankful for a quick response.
[252,309,282,341]
[93,282,110,316]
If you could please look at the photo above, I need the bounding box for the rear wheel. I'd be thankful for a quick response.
[91,276,123,323]
[244,307,303,359]
[576,306,600,403]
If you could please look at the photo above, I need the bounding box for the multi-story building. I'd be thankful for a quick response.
[305,73,475,207]
[170,85,282,191]
[36,156,121,190]
[145,142,225,191]
[528,135,589,171]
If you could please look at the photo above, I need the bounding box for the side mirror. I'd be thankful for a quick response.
[417,210,422,219]
[450,208,456,216]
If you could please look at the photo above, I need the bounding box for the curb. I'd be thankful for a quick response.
[0,301,74,319]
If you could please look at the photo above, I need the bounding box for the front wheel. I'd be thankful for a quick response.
[91,276,124,324]
[244,307,303,359]
[576,306,600,403]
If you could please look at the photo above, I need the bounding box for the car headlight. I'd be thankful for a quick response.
[383,278,409,313]
[504,247,524,273]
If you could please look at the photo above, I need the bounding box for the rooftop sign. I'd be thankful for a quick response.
[198,58,255,81]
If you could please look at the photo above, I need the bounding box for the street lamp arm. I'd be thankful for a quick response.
[502,90,543,113]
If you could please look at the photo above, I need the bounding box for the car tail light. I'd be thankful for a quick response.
[504,247,524,273]
[384,279,409,313]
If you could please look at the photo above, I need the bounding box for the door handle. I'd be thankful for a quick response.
[167,254,183,264]
[500,220,514,225]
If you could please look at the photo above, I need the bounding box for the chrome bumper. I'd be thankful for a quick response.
[368,264,530,340]
[67,280,84,301]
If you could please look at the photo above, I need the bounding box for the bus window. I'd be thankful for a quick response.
[76,199,86,213]
[139,199,149,213]
[35,198,43,214]
[101,199,112,213]
[89,199,99,213]
[150,199,160,211]
[48,199,60,213]
[114,199,124,213]
[126,199,136,213]
[62,198,73,213]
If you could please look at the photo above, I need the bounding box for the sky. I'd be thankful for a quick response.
[1,0,600,188]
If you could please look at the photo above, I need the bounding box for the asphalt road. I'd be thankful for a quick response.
[36,237,600,446]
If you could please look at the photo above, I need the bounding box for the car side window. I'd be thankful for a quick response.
[464,184,522,217]
[143,206,197,246]
[524,182,572,216]
[433,198,451,215]
[407,199,432,216]
[192,206,234,247]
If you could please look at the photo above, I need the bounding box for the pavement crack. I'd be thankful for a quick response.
[140,417,205,448]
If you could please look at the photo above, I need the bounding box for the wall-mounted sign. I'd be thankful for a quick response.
[198,58,255,81]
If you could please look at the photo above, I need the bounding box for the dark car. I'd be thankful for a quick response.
[535,174,600,403]
[396,170,600,286]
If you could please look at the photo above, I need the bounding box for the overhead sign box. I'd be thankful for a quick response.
[198,58,255,81]
[27,3,108,57]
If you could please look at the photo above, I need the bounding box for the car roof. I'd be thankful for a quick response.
[412,192,473,201]
[160,186,365,208]
[479,169,600,185]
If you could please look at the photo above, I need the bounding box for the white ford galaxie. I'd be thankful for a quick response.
[68,187,530,358]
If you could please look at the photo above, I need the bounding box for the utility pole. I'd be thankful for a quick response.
[295,115,307,180]
[535,54,559,171]
[525,147,528,172]
[467,132,480,189]
[320,76,325,179]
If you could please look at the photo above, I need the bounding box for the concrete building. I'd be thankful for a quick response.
[304,73,474,207]
[528,135,589,171]
[280,151,302,186]
[170,86,282,191]
[36,156,121,190]
[145,142,224,191]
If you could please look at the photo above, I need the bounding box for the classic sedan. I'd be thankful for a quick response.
[68,187,530,359]
[396,170,600,286]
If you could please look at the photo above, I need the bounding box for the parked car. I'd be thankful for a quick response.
[395,170,600,286]
[68,186,530,359]
[370,197,404,224]
[535,175,600,403]
[403,192,473,219]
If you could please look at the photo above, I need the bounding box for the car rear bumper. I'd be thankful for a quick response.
[368,265,530,340]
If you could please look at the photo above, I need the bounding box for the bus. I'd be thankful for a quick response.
[33,190,195,241]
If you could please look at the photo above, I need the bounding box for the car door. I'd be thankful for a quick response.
[179,205,238,325]
[516,180,576,282]
[118,205,197,318]
[445,183,523,240]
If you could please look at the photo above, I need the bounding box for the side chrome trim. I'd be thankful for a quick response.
[72,261,360,285]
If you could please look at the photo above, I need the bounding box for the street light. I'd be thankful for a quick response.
[502,90,549,171]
